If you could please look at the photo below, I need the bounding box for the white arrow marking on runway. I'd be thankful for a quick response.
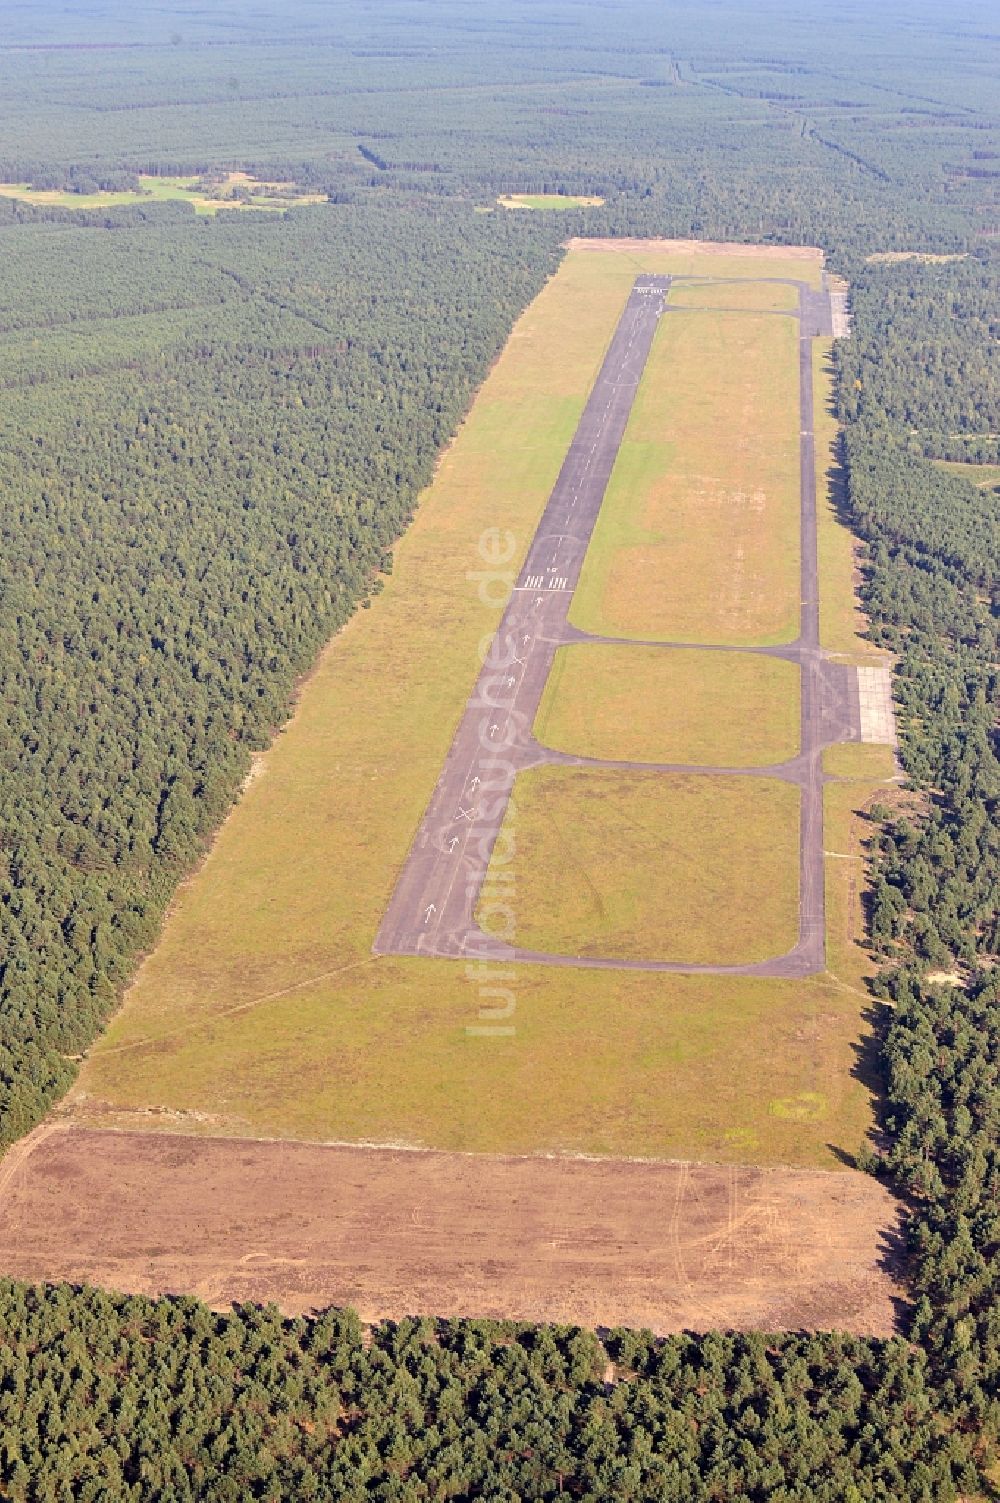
[423,904,436,923]
[489,723,499,738]
[448,836,459,852]
[469,775,480,790]
[505,676,516,687]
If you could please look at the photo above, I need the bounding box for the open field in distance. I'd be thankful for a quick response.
[0,172,325,214]
[865,250,968,265]
[498,194,604,210]
[933,459,1000,491]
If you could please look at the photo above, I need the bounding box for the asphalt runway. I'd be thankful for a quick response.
[374,273,859,975]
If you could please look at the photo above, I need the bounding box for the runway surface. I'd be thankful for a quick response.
[375,274,859,975]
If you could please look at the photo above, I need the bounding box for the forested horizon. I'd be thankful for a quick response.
[0,0,996,1495]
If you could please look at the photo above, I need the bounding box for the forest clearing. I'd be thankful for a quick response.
[0,244,903,1325]
[0,171,324,213]
[498,194,606,210]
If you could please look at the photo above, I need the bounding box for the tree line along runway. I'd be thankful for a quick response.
[374,273,868,976]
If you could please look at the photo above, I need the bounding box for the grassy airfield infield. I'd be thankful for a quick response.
[568,298,801,644]
[534,646,800,765]
[64,242,894,1169]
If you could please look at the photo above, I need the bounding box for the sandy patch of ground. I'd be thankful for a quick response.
[865,251,967,264]
[0,1127,905,1334]
[565,237,823,262]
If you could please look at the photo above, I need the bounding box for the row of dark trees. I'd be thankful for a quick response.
[831,254,999,1463]
[0,1284,979,1501]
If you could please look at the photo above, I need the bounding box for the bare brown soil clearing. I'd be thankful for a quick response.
[566,237,823,263]
[0,1128,904,1335]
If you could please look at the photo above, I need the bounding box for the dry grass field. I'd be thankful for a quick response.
[534,644,799,765]
[666,279,800,311]
[43,243,885,1172]
[497,194,605,210]
[477,767,800,963]
[565,239,824,285]
[569,304,801,644]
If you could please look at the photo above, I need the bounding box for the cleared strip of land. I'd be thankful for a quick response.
[375,274,673,965]
[0,1128,905,1336]
[11,245,880,1171]
[0,240,910,1333]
